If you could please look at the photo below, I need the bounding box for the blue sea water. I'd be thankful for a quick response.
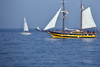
[0,29,100,67]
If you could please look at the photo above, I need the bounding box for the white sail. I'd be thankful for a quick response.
[44,7,62,30]
[24,17,29,31]
[82,7,97,29]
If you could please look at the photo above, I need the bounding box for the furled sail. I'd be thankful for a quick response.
[44,7,62,30]
[82,7,97,29]
[24,17,29,31]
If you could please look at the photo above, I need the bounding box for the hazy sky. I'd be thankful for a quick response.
[0,0,100,29]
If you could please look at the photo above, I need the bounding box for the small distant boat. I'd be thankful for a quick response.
[40,0,98,38]
[35,27,49,32]
[20,17,32,35]
[35,27,42,31]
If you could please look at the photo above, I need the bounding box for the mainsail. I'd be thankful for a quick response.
[24,17,29,31]
[44,7,62,30]
[82,7,97,29]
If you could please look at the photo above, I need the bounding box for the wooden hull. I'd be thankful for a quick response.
[48,31,96,38]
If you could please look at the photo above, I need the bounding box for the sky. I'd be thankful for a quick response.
[0,0,100,29]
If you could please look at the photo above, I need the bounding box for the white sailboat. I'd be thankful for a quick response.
[21,17,32,35]
[42,0,97,38]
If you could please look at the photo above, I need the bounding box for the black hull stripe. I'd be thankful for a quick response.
[50,32,95,35]
[52,34,95,38]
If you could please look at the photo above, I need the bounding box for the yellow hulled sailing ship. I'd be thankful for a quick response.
[42,0,97,38]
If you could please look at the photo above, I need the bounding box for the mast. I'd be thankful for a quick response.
[62,0,66,32]
[80,0,82,30]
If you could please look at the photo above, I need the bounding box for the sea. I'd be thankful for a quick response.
[0,29,100,67]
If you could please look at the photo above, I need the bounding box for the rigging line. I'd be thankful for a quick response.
[65,19,78,28]
[66,0,79,10]
[63,0,80,28]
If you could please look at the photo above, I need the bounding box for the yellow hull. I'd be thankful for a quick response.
[48,32,96,38]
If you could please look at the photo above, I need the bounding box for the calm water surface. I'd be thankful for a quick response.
[0,29,100,67]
